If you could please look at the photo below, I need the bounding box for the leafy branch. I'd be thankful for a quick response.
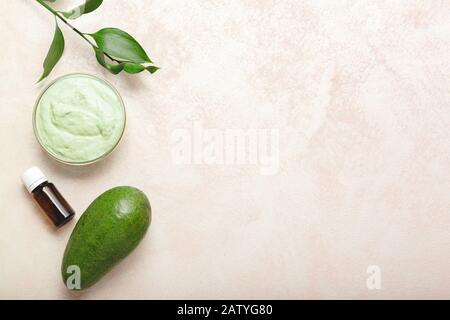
[35,0,158,82]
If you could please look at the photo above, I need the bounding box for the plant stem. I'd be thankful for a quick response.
[35,0,121,63]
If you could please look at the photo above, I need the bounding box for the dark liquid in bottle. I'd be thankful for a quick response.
[33,182,75,227]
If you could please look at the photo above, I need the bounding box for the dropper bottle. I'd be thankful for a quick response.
[21,167,75,227]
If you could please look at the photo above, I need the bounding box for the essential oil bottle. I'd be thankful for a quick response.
[21,167,75,227]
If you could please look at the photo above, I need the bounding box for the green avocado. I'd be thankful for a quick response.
[61,186,151,290]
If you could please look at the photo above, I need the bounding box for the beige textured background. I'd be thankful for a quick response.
[1,0,449,299]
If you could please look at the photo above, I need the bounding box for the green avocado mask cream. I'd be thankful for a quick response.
[34,74,126,164]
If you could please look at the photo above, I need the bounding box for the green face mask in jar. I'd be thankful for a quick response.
[33,73,126,165]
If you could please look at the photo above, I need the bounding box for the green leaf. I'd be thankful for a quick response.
[94,48,125,75]
[89,28,152,63]
[123,63,159,74]
[94,49,159,76]
[146,66,160,74]
[123,63,145,74]
[38,21,65,82]
[61,0,103,19]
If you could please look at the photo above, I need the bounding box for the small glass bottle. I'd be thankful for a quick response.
[21,167,75,227]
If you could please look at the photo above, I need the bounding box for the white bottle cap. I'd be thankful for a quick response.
[21,166,48,193]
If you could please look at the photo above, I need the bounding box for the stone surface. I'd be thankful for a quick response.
[0,0,449,299]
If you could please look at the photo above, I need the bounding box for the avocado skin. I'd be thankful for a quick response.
[61,186,151,290]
